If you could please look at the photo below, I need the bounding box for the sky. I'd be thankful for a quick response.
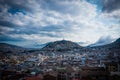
[0,0,120,48]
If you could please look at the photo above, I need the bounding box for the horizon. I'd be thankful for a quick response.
[0,0,120,48]
[0,37,119,48]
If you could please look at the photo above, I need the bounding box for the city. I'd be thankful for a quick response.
[0,39,120,80]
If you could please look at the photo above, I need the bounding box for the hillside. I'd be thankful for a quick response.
[41,40,82,52]
[0,43,25,54]
[91,38,120,49]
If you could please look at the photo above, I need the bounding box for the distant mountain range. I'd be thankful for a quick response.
[0,38,120,54]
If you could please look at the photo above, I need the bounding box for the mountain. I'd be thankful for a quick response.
[0,43,26,54]
[41,40,82,52]
[89,42,112,47]
[88,37,115,47]
[91,38,120,50]
[104,38,120,49]
[32,43,47,49]
[0,38,119,55]
[77,41,90,47]
[114,38,120,43]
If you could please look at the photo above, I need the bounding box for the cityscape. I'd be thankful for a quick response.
[0,0,120,80]
[0,39,120,80]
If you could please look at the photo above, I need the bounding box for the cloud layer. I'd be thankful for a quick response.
[0,0,120,47]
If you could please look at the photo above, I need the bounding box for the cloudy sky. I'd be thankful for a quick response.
[0,0,120,48]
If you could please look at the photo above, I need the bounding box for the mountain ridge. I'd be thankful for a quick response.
[0,38,120,54]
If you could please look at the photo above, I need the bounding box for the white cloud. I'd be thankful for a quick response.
[100,9,120,22]
[0,26,15,34]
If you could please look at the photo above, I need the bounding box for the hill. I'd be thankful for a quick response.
[0,43,25,54]
[91,38,120,49]
[41,40,82,52]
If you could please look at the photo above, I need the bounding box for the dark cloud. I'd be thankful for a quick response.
[5,28,38,35]
[1,0,81,14]
[102,0,120,12]
[0,20,25,36]
[0,35,25,42]
[4,0,31,12]
[0,24,63,37]
[0,20,19,28]
[40,25,63,32]
[0,26,39,35]
[0,0,72,38]
[39,32,61,38]
[8,8,26,15]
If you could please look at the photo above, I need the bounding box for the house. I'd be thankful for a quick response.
[80,66,109,80]
[43,74,56,80]
[104,62,120,76]
[25,74,43,80]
